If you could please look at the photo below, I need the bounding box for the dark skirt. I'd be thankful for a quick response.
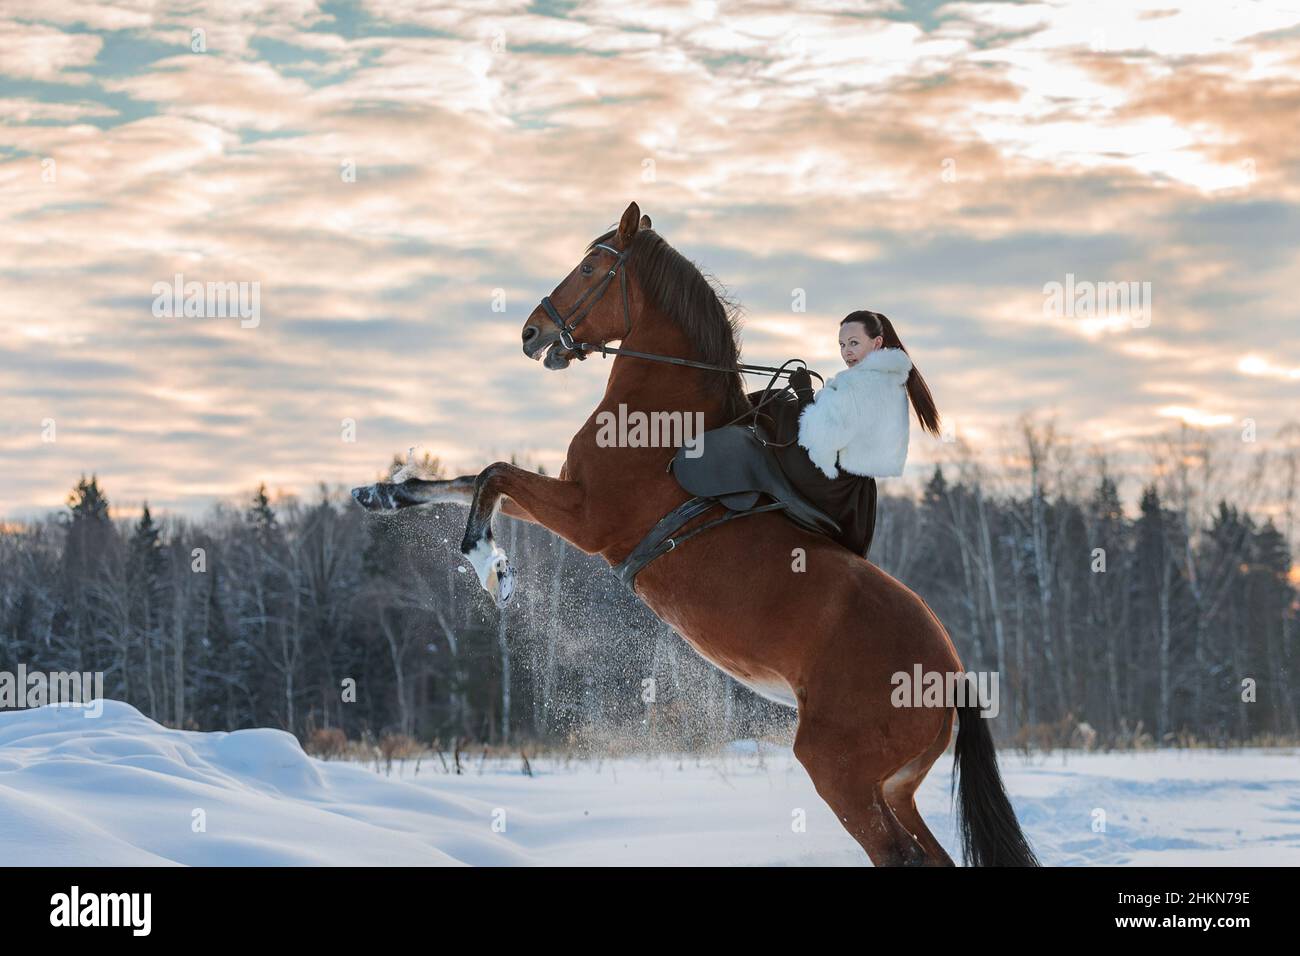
[746,389,878,558]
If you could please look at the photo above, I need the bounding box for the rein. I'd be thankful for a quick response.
[538,241,823,443]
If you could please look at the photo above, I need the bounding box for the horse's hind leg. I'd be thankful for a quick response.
[883,707,956,866]
[793,718,929,866]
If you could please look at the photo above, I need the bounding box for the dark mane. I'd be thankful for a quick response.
[587,227,749,420]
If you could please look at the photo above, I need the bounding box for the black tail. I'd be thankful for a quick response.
[952,704,1040,866]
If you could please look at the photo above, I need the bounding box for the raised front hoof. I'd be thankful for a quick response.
[351,483,398,512]
[466,540,515,608]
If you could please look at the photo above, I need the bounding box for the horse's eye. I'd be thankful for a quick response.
[581,264,593,276]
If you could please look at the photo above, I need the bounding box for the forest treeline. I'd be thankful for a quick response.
[1,422,1296,750]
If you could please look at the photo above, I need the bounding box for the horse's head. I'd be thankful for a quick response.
[522,200,651,370]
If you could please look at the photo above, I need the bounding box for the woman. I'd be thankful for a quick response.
[775,309,941,558]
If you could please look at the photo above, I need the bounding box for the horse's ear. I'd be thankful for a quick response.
[639,214,652,230]
[617,201,641,244]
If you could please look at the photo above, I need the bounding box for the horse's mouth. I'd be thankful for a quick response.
[523,322,581,369]
[542,340,575,370]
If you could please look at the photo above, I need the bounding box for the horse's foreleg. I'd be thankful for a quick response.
[351,476,544,521]
[351,475,477,512]
[353,465,592,606]
[460,462,594,608]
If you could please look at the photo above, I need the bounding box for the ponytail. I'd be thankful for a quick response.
[840,310,941,438]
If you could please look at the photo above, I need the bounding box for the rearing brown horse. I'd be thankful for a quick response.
[352,201,1038,866]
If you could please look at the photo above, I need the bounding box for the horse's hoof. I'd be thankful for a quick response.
[467,539,515,607]
[489,555,515,608]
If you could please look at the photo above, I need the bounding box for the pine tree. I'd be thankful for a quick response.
[63,473,115,578]
[1248,520,1297,735]
[1132,485,1167,734]
[67,473,110,521]
[128,504,165,588]
[1085,473,1129,733]
[248,483,278,542]
[58,475,120,672]
[126,504,167,719]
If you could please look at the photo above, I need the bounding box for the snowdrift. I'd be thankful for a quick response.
[1,701,1297,865]
[0,701,524,865]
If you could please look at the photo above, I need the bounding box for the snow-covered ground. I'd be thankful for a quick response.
[1,701,1296,866]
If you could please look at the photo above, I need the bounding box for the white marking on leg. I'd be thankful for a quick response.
[466,536,514,606]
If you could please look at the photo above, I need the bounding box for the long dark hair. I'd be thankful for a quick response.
[840,310,941,437]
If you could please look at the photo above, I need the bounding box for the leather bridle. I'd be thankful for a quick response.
[539,242,632,355]
[535,242,824,436]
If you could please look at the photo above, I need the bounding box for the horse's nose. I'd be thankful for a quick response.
[522,325,540,346]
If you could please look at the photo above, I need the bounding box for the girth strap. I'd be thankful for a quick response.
[611,495,789,590]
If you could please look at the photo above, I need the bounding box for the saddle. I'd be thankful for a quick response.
[669,408,842,538]
[611,388,842,589]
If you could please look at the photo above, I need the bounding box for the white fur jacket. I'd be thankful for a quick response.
[797,347,912,479]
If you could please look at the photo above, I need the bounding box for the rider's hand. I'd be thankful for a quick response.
[789,368,814,404]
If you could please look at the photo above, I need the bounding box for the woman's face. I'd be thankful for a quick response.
[839,322,883,368]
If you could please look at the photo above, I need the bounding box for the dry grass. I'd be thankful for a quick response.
[1010,713,1300,756]
[303,718,1298,772]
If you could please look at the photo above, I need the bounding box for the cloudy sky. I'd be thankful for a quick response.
[2,0,1298,521]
